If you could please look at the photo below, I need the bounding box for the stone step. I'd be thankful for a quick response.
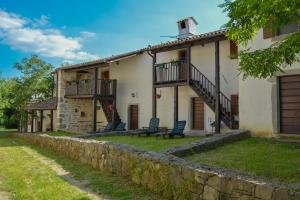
[278,133,300,140]
[274,138,300,144]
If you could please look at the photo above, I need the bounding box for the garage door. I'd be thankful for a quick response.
[279,75,300,134]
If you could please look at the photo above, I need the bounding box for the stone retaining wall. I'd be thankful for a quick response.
[162,130,250,156]
[14,133,300,200]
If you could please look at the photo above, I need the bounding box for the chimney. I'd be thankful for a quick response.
[177,17,198,39]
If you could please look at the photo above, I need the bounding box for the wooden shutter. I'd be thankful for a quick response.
[192,97,204,130]
[263,25,274,39]
[129,105,139,130]
[231,95,239,116]
[230,40,238,59]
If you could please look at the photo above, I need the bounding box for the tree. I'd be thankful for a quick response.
[220,0,300,78]
[0,55,54,129]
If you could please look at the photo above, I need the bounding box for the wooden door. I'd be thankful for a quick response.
[101,71,109,80]
[279,75,300,134]
[129,105,139,130]
[192,97,204,130]
[178,50,187,80]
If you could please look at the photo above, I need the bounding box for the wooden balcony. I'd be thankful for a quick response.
[154,60,189,87]
[65,79,116,98]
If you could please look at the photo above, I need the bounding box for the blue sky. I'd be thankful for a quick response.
[0,0,228,77]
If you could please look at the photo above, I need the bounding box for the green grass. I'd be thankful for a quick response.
[184,138,300,183]
[0,131,90,200]
[0,129,161,200]
[93,135,203,152]
[44,131,83,137]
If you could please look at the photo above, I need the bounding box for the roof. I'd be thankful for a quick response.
[27,97,57,110]
[56,28,228,71]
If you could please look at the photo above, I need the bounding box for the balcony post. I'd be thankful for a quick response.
[40,110,43,132]
[186,45,191,84]
[31,111,34,133]
[112,80,117,129]
[174,86,178,126]
[92,97,97,133]
[152,52,157,118]
[50,109,54,131]
[214,41,221,133]
[94,67,98,95]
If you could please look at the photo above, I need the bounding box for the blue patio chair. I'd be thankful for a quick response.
[102,122,113,132]
[156,120,186,138]
[137,118,160,136]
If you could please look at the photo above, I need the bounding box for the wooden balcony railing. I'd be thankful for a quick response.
[65,79,116,97]
[154,60,188,84]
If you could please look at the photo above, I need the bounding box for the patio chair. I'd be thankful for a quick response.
[103,122,127,135]
[100,122,113,133]
[156,120,186,138]
[129,118,160,136]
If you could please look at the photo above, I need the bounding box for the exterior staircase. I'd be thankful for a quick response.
[98,99,121,126]
[189,64,239,129]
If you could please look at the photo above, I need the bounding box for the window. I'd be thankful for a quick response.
[263,22,299,39]
[80,111,86,117]
[180,21,186,29]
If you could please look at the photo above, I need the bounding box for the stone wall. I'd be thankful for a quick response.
[15,133,300,200]
[56,70,93,133]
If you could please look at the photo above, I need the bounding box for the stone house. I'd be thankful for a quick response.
[27,18,300,137]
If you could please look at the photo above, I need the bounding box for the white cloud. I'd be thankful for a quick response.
[80,31,96,39]
[0,10,98,61]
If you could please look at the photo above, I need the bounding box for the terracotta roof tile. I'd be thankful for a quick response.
[27,97,57,110]
[56,29,228,71]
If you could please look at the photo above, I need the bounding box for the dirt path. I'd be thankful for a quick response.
[12,141,106,200]
[0,177,12,200]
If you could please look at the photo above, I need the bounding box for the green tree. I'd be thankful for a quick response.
[220,0,300,78]
[0,55,54,130]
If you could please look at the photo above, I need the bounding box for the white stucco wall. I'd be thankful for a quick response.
[108,40,238,132]
[109,53,153,129]
[55,39,239,133]
[156,40,238,131]
[239,29,300,136]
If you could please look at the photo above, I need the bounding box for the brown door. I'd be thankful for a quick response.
[101,71,109,80]
[192,97,204,130]
[129,105,138,130]
[178,50,187,80]
[280,75,300,134]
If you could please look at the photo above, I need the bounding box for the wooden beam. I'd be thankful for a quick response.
[152,52,157,118]
[92,64,99,133]
[31,111,34,133]
[40,110,43,132]
[174,86,178,126]
[214,41,221,133]
[186,46,191,84]
[50,110,54,131]
[92,97,97,133]
[94,67,98,95]
[154,81,188,88]
[112,80,117,129]
[151,35,226,54]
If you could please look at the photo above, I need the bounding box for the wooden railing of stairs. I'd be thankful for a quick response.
[189,64,239,129]
[154,61,239,129]
[98,99,121,126]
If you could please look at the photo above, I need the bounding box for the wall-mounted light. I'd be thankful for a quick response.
[156,89,162,99]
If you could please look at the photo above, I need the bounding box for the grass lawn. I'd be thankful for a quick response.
[184,138,300,183]
[0,130,161,200]
[93,135,203,152]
